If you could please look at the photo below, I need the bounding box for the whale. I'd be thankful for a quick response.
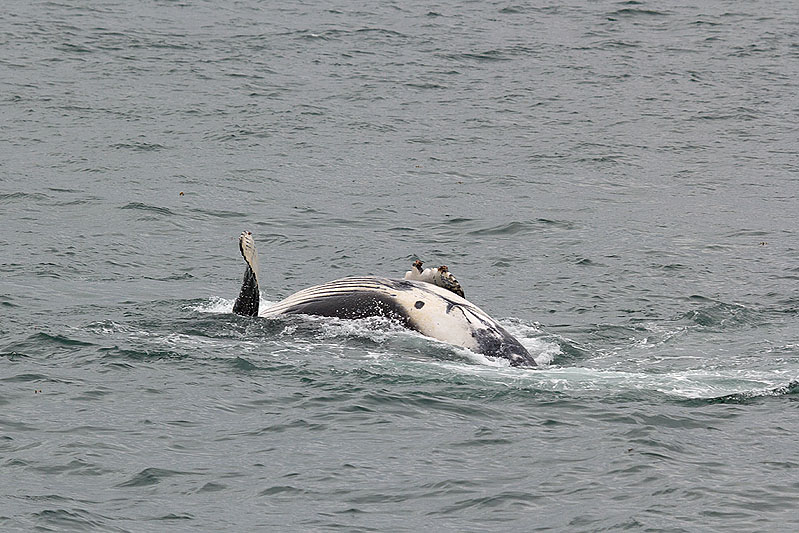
[232,232,536,367]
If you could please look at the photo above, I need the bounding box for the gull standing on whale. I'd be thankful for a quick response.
[404,260,465,298]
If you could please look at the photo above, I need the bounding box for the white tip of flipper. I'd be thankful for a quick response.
[239,231,259,285]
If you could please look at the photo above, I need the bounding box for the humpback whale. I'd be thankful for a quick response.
[233,232,535,367]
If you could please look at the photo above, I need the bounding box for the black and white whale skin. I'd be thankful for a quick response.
[233,233,536,367]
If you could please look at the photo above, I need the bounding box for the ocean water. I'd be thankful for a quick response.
[2,0,798,531]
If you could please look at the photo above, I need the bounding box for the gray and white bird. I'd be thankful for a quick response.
[432,265,464,298]
[404,260,465,298]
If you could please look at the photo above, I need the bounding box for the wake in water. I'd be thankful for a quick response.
[189,296,798,402]
[191,295,559,365]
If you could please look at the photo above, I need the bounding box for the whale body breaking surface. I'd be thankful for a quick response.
[232,232,536,367]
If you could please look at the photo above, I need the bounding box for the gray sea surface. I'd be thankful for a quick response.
[2,0,799,531]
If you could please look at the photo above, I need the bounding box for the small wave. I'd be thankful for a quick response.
[0,294,19,308]
[466,218,575,236]
[1,372,51,383]
[609,7,669,18]
[31,507,121,532]
[119,202,175,215]
[230,356,259,371]
[98,346,189,362]
[83,320,134,335]
[0,191,51,203]
[188,207,248,219]
[467,221,536,236]
[110,141,168,151]
[686,380,799,404]
[116,467,191,488]
[143,272,193,281]
[444,50,512,62]
[677,298,763,329]
[23,332,95,350]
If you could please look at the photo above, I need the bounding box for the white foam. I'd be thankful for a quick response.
[519,367,792,399]
[190,296,235,314]
[501,319,562,366]
[190,294,277,315]
[315,315,406,344]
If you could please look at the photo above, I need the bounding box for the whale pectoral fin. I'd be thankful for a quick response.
[233,263,259,316]
[233,231,260,317]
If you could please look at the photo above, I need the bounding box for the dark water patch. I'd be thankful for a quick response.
[166,419,201,428]
[0,417,39,433]
[359,389,506,418]
[32,508,128,533]
[549,338,590,364]
[154,513,194,521]
[30,458,112,476]
[465,218,574,237]
[451,437,513,448]
[5,458,32,469]
[2,333,95,358]
[116,467,192,488]
[677,299,763,330]
[433,491,540,515]
[48,187,83,193]
[143,272,194,281]
[598,39,642,49]
[536,218,576,230]
[248,419,327,435]
[443,217,475,226]
[444,50,513,62]
[71,388,113,401]
[119,202,175,216]
[259,485,306,496]
[110,141,168,151]
[230,356,259,371]
[187,207,247,219]
[467,221,535,236]
[683,381,799,405]
[0,295,19,308]
[49,424,119,436]
[354,27,408,39]
[723,228,770,238]
[0,191,51,203]
[609,7,670,18]
[404,81,447,90]
[54,39,93,52]
[0,372,60,383]
[54,197,98,207]
[196,482,227,493]
[98,345,190,362]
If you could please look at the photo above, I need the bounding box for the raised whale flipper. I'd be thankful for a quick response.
[233,231,260,316]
